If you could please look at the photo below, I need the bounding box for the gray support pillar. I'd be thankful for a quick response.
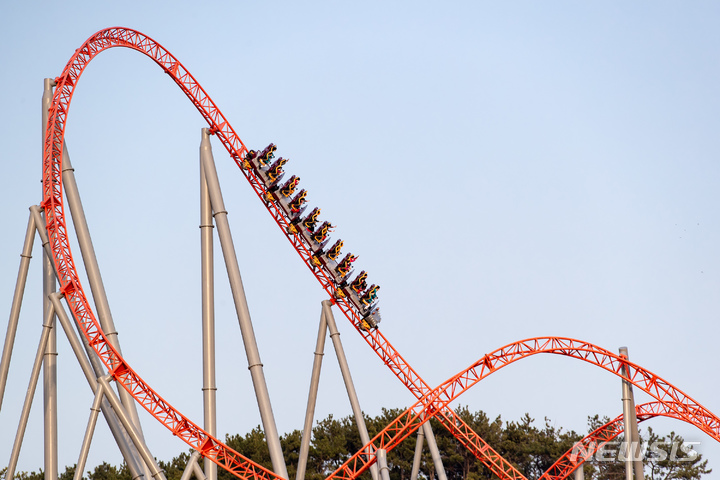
[409,423,425,480]
[296,308,329,480]
[43,249,58,480]
[322,301,379,480]
[97,376,167,480]
[422,421,448,480]
[42,77,59,480]
[375,449,391,480]
[35,199,146,478]
[180,451,207,480]
[6,301,55,480]
[200,129,288,479]
[574,464,584,480]
[74,384,105,480]
[0,212,36,409]
[619,347,644,480]
[49,294,145,480]
[200,139,218,480]
[61,135,152,480]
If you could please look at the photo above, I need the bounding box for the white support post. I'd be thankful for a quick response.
[50,293,146,480]
[6,301,56,480]
[409,425,425,480]
[97,376,167,480]
[42,77,58,480]
[74,383,106,480]
[574,464,584,480]
[322,301,380,480]
[422,421,448,480]
[619,346,643,480]
[200,129,287,479]
[200,135,217,480]
[0,211,36,409]
[296,307,328,480]
[375,449,391,480]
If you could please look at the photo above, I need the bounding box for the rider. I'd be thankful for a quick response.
[267,157,287,182]
[279,176,300,197]
[289,189,307,213]
[336,253,357,277]
[258,144,276,166]
[313,221,334,244]
[326,239,343,261]
[303,208,321,231]
[350,271,368,294]
[361,284,380,306]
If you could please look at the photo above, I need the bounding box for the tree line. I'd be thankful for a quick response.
[2,406,710,480]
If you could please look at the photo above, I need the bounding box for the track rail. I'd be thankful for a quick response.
[325,337,720,480]
[40,28,718,480]
[41,27,523,480]
[540,401,685,480]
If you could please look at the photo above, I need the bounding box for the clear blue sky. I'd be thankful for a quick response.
[1,1,719,477]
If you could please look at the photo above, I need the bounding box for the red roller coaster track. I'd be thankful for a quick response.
[41,27,718,480]
[541,401,686,480]
[325,337,720,480]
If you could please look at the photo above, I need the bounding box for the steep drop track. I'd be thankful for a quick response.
[41,27,718,480]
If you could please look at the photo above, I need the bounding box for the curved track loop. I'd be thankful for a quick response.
[41,27,524,480]
[540,401,684,480]
[326,337,720,480]
[41,29,718,480]
[43,28,283,480]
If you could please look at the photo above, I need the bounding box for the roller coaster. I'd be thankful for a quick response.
[0,27,717,480]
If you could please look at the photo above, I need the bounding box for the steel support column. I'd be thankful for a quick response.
[322,301,379,480]
[619,347,643,480]
[74,383,105,480]
[296,307,329,480]
[6,301,55,480]
[422,421,448,480]
[574,464,584,480]
[60,126,152,480]
[42,77,59,480]
[410,423,425,480]
[97,376,167,480]
[375,449,391,480]
[0,212,36,409]
[200,129,288,479]
[200,130,218,480]
[49,293,146,480]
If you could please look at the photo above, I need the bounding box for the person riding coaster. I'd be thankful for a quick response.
[257,143,276,166]
[326,239,343,261]
[312,221,334,244]
[266,157,287,182]
[302,207,321,231]
[289,189,307,214]
[279,175,300,197]
[360,284,380,306]
[335,253,357,278]
[349,270,368,295]
[243,150,257,169]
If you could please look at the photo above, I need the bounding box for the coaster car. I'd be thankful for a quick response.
[326,239,343,261]
[312,221,334,245]
[257,143,277,166]
[302,207,321,231]
[360,306,382,330]
[335,253,357,279]
[349,270,368,295]
[278,175,300,197]
[360,284,380,307]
